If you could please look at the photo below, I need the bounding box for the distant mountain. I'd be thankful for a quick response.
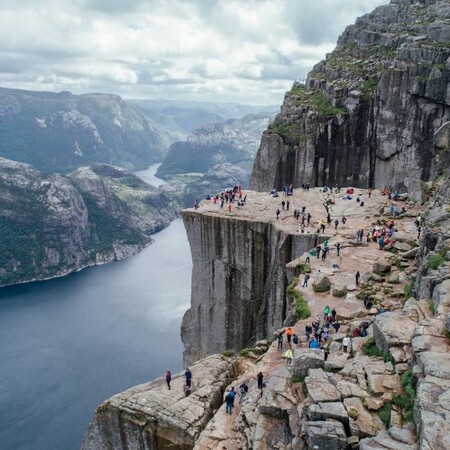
[0,88,166,173]
[156,113,273,179]
[0,157,176,287]
[130,98,279,124]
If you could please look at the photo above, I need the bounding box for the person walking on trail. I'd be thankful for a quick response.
[257,372,264,391]
[293,333,299,346]
[284,346,293,365]
[165,370,172,390]
[302,273,310,287]
[316,244,321,259]
[321,247,329,261]
[286,200,290,211]
[281,200,286,210]
[239,382,249,404]
[342,216,347,225]
[336,242,341,256]
[185,368,192,388]
[277,332,283,350]
[334,219,339,230]
[286,327,294,344]
[355,271,361,285]
[276,208,280,219]
[323,305,330,320]
[342,336,351,353]
[307,213,312,226]
[225,390,235,415]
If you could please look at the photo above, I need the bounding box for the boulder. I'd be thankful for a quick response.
[360,431,417,450]
[313,272,331,291]
[343,397,385,438]
[373,261,391,274]
[363,271,385,283]
[292,348,324,379]
[324,352,350,371]
[332,284,348,297]
[305,369,341,403]
[304,420,348,450]
[372,312,417,352]
[307,402,350,433]
[393,242,412,252]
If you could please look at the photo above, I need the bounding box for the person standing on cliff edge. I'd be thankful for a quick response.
[165,370,171,390]
[185,368,192,388]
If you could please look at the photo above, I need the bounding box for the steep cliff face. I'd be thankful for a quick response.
[181,210,320,365]
[250,0,450,199]
[0,158,176,287]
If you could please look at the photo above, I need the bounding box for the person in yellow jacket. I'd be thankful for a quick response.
[284,346,293,365]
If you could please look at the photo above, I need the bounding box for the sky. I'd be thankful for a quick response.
[0,0,387,105]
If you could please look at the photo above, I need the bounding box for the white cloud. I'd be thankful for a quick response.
[0,0,387,104]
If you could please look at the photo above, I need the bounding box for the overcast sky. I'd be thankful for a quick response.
[0,0,387,105]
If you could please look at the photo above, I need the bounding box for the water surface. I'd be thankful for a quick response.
[0,167,191,450]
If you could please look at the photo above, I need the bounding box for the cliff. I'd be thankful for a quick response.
[250,0,450,200]
[0,158,177,287]
[181,201,322,365]
[82,184,450,450]
[0,87,166,173]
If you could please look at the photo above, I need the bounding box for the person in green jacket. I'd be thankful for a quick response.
[323,305,331,320]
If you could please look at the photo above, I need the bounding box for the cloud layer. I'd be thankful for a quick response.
[0,0,386,104]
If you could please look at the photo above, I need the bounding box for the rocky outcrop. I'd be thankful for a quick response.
[0,88,167,173]
[250,0,450,200]
[80,354,240,450]
[181,210,320,365]
[0,158,176,287]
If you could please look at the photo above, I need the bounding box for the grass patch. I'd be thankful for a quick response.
[296,263,311,273]
[379,402,392,428]
[392,368,416,423]
[239,348,251,357]
[404,283,413,299]
[221,350,235,357]
[428,254,445,270]
[429,299,435,315]
[287,279,311,319]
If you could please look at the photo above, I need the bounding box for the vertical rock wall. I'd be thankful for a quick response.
[181,211,319,365]
[250,0,450,200]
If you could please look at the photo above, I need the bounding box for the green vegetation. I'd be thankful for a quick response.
[429,299,436,315]
[287,279,311,319]
[392,368,416,423]
[221,350,235,357]
[362,337,391,363]
[287,84,348,119]
[404,283,413,299]
[312,284,330,293]
[428,254,445,270]
[239,348,251,357]
[296,263,311,274]
[347,407,359,420]
[378,402,392,428]
[291,374,304,383]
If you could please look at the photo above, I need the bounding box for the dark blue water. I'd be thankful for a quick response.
[0,218,191,450]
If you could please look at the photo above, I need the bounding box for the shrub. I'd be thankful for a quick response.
[287,279,311,319]
[392,368,416,423]
[239,348,251,357]
[221,350,235,357]
[404,283,413,299]
[379,402,392,428]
